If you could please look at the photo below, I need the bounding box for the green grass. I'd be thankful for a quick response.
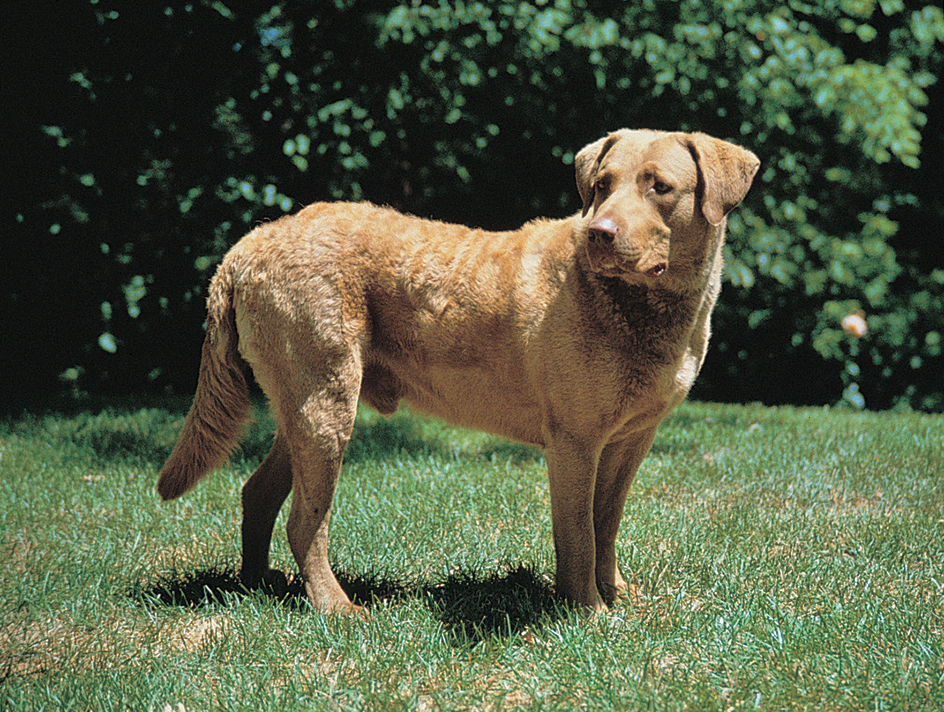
[0,399,941,710]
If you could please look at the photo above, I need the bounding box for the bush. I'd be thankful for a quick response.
[6,0,943,410]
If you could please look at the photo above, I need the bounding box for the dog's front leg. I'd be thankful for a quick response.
[593,427,658,602]
[545,433,606,611]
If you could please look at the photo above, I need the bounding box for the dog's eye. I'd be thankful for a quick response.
[652,181,673,195]
[594,176,611,194]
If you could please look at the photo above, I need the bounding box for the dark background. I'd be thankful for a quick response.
[4,1,942,412]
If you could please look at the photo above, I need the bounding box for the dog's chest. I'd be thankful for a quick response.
[590,284,711,425]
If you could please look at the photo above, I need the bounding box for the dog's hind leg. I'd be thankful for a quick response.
[240,430,293,590]
[281,370,362,614]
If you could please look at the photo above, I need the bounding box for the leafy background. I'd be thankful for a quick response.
[4,0,943,411]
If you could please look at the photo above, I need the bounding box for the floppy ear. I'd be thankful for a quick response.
[686,133,760,225]
[575,133,620,216]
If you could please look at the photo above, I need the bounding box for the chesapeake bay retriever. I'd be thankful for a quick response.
[157,129,759,613]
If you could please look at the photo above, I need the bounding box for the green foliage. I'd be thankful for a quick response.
[5,0,943,409]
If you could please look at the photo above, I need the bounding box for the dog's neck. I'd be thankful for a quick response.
[595,276,696,326]
[577,245,719,362]
[668,220,727,296]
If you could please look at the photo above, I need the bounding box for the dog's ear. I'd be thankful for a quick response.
[686,134,760,226]
[575,133,621,216]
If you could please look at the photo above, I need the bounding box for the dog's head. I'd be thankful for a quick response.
[575,129,759,282]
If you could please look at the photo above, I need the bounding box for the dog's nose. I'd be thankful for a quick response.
[588,218,619,244]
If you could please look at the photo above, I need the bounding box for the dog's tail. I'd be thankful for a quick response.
[157,262,251,501]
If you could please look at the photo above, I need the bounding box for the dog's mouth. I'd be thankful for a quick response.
[592,261,626,278]
[586,243,667,280]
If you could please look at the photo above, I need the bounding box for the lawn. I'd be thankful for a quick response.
[0,399,941,710]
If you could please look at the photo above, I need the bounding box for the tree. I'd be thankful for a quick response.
[4,0,942,411]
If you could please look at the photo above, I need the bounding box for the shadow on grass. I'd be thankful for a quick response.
[345,411,545,465]
[343,414,441,463]
[423,564,566,646]
[55,399,543,469]
[133,566,307,611]
[133,562,565,645]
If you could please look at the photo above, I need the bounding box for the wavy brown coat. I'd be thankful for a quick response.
[158,128,760,613]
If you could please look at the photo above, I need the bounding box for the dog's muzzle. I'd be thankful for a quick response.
[587,218,667,278]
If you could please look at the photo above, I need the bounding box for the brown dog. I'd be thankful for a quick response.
[157,129,759,613]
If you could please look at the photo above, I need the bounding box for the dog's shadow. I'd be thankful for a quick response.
[133,563,565,645]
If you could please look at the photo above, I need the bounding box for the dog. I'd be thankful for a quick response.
[157,128,759,613]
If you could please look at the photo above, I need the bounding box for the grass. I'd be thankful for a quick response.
[0,398,941,710]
